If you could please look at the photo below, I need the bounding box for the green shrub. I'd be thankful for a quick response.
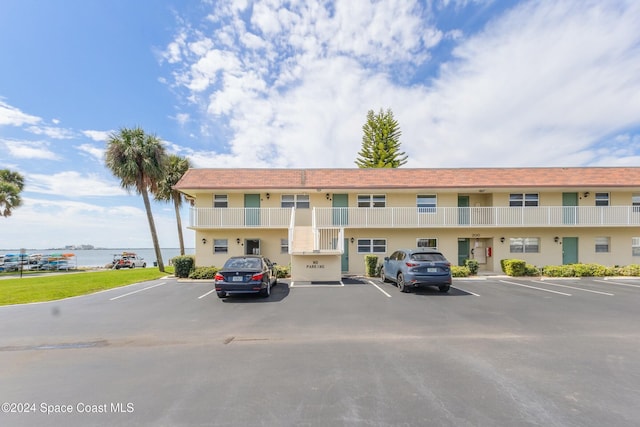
[188,266,219,279]
[502,259,527,276]
[452,266,470,277]
[274,264,290,278]
[464,259,479,275]
[617,264,640,276]
[525,264,541,276]
[172,255,195,278]
[365,255,378,277]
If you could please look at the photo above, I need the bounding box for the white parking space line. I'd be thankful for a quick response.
[454,287,480,296]
[367,280,392,297]
[109,282,167,301]
[289,281,345,288]
[499,280,571,296]
[198,289,217,299]
[594,279,640,289]
[533,281,614,296]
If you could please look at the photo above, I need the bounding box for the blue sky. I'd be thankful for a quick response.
[1,0,639,250]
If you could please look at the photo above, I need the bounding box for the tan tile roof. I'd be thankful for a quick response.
[174,167,640,192]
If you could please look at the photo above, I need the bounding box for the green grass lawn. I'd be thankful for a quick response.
[0,268,174,306]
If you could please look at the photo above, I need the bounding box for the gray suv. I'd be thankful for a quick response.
[381,249,452,293]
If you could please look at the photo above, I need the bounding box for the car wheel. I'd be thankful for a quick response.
[260,282,271,298]
[115,265,121,270]
[397,274,409,293]
[130,264,135,269]
[142,263,146,268]
[217,291,227,298]
[380,268,389,283]
[439,285,450,293]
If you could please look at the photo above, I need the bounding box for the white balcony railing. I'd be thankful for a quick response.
[190,207,293,228]
[189,206,640,229]
[314,206,640,228]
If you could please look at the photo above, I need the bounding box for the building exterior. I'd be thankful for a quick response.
[174,167,640,281]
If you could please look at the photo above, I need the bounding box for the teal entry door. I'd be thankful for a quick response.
[562,192,578,225]
[341,238,349,272]
[457,238,470,266]
[562,237,578,264]
[333,194,348,226]
[458,195,470,225]
[244,194,260,226]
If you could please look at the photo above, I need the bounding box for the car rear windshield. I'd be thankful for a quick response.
[411,253,446,262]
[224,258,261,269]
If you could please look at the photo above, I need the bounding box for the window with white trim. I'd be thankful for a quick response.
[357,194,386,208]
[509,237,540,253]
[632,237,640,256]
[357,238,386,253]
[213,194,228,208]
[595,237,610,253]
[633,194,640,213]
[509,193,539,207]
[280,238,289,254]
[417,195,437,213]
[595,193,609,207]
[281,194,310,209]
[213,239,228,253]
[417,238,438,249]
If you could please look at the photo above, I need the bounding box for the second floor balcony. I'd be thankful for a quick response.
[189,206,640,229]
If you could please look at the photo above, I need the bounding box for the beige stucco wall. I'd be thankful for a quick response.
[290,255,342,282]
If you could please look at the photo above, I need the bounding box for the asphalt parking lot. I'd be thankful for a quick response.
[1,275,640,426]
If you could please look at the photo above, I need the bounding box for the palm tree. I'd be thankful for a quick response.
[0,169,25,217]
[154,154,191,255]
[105,127,167,272]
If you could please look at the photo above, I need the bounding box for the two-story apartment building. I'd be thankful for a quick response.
[174,167,640,281]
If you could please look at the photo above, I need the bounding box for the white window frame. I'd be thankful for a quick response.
[595,192,609,207]
[357,194,386,208]
[509,193,539,207]
[280,238,289,254]
[281,194,310,209]
[417,238,438,249]
[632,194,640,213]
[595,237,610,253]
[632,237,640,256]
[417,195,437,214]
[213,239,228,253]
[357,238,387,254]
[213,194,228,208]
[509,237,540,253]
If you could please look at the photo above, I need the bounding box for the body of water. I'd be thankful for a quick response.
[1,248,194,268]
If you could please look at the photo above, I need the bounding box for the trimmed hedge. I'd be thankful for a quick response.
[188,266,219,279]
[274,264,290,278]
[452,266,470,277]
[501,260,640,277]
[365,255,378,277]
[172,255,195,278]
[464,259,479,275]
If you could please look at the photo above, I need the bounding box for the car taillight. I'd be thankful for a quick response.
[214,273,224,281]
[405,262,419,267]
[251,273,264,281]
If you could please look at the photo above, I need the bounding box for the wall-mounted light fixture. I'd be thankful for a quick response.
[350,237,355,244]
[202,238,207,244]
[583,192,590,198]
[266,193,270,199]
[326,193,331,200]
[554,236,560,243]
[236,238,241,245]
[500,237,505,243]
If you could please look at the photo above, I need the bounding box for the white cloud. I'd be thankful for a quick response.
[26,125,76,139]
[0,100,41,127]
[0,139,61,160]
[82,129,112,142]
[27,171,125,197]
[163,0,640,169]
[76,143,105,162]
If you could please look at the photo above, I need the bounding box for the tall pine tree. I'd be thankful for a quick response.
[355,108,408,168]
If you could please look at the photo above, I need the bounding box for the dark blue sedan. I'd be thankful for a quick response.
[214,255,277,298]
[381,249,452,293]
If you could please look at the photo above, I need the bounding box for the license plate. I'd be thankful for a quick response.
[232,276,244,281]
[427,268,437,273]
